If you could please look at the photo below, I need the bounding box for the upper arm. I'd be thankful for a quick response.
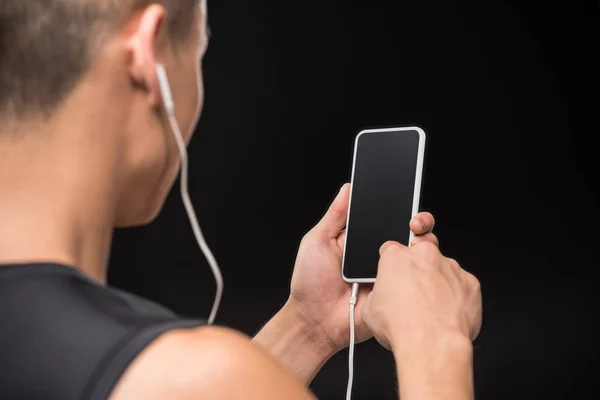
[108,326,317,400]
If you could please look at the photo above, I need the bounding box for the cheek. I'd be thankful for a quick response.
[130,124,173,190]
[115,121,174,226]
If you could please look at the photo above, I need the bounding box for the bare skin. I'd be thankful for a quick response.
[0,1,480,399]
[362,241,482,400]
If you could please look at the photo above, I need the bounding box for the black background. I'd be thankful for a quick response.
[109,1,599,399]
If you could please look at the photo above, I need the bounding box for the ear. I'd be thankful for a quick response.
[125,4,167,108]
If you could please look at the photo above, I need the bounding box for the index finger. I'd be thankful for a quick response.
[379,241,407,256]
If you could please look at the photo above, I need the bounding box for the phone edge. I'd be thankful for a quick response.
[341,126,427,284]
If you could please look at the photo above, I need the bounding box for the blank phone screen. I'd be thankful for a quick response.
[342,129,424,280]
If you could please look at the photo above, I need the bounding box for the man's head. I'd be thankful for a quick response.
[0,0,209,226]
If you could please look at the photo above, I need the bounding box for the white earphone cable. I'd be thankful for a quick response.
[166,112,223,325]
[346,282,360,400]
[157,64,223,325]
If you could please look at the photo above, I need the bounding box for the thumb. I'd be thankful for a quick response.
[314,183,350,239]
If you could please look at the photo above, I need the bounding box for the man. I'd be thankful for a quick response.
[0,1,482,399]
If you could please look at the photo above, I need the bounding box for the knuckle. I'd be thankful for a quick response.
[417,240,439,254]
[419,233,439,247]
[328,203,345,219]
[466,272,481,291]
[390,241,405,252]
[447,257,460,269]
[381,241,403,256]
[300,232,310,245]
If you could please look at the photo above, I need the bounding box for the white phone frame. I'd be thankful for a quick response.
[342,126,427,284]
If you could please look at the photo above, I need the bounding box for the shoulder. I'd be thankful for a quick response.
[109,326,316,400]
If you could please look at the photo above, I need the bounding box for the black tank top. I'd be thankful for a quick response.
[0,263,206,400]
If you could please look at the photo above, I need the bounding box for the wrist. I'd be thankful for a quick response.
[276,300,338,360]
[391,329,474,400]
[253,301,337,384]
[394,326,471,352]
[391,327,473,367]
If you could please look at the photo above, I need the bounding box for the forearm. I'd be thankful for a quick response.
[392,331,475,400]
[252,302,337,385]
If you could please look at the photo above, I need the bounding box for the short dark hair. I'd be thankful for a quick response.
[0,0,198,122]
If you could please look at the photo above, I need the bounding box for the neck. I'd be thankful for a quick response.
[0,99,125,284]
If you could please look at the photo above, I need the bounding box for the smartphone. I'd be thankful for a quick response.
[342,127,427,283]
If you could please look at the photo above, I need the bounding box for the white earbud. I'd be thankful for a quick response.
[156,64,174,115]
[155,64,224,325]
